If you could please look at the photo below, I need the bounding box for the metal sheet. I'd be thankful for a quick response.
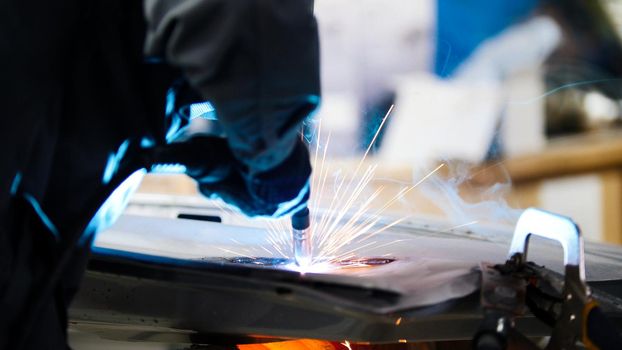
[69,214,622,344]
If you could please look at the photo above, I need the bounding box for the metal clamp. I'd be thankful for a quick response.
[507,208,590,350]
[508,208,585,282]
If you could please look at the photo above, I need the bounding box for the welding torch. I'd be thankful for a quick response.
[291,206,311,267]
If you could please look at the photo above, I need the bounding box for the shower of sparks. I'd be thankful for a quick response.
[260,105,447,270]
[210,104,446,271]
[341,340,353,350]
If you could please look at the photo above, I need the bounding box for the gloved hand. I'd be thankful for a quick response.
[146,135,311,218]
[143,0,319,217]
[195,137,311,218]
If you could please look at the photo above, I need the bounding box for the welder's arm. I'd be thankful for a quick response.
[143,0,320,217]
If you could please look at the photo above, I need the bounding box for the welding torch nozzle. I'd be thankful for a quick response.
[291,207,311,267]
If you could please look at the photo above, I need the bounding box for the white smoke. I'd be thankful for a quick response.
[415,161,524,229]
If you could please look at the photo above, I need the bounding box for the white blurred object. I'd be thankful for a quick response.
[380,17,561,165]
[497,17,561,157]
[584,91,620,123]
[455,17,562,82]
[502,68,548,157]
[314,0,434,154]
[315,0,433,99]
[603,0,622,37]
[380,72,502,166]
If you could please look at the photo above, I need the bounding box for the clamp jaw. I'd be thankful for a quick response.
[475,208,622,350]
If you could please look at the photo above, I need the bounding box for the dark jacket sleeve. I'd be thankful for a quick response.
[143,0,320,174]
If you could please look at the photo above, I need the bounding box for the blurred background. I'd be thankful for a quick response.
[132,0,622,246]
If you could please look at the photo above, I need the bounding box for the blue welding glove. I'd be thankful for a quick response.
[144,135,309,218]
[195,137,311,218]
[143,0,319,217]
